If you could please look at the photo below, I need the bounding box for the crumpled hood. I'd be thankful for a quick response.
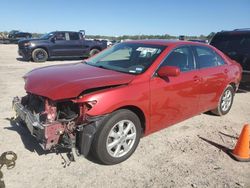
[24,63,135,100]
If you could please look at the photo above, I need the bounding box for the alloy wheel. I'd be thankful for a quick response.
[106,120,137,158]
[221,89,232,112]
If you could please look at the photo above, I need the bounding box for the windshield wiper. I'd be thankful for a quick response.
[95,65,109,69]
[84,62,108,69]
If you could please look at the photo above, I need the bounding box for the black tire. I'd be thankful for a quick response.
[32,48,48,62]
[91,109,142,165]
[89,48,100,57]
[211,85,235,116]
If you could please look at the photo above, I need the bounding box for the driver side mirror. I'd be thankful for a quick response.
[157,66,180,77]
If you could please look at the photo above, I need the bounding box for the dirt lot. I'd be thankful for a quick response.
[0,44,250,188]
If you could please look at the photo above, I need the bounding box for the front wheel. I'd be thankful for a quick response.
[32,48,48,62]
[89,48,100,57]
[91,109,142,165]
[211,85,235,116]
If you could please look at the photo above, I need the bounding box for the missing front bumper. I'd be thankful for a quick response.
[12,96,109,156]
[12,96,64,150]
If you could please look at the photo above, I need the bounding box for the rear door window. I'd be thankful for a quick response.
[69,32,80,40]
[193,46,225,69]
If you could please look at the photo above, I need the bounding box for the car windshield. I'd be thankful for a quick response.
[85,43,166,74]
[40,32,54,39]
[9,30,19,34]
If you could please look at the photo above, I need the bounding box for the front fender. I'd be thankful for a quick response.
[75,81,151,133]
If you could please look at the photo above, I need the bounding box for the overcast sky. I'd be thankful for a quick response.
[1,0,249,36]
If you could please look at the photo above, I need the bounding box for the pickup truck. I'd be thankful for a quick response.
[18,31,107,62]
[8,30,32,39]
[0,30,32,44]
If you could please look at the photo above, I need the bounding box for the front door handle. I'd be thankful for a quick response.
[193,76,200,83]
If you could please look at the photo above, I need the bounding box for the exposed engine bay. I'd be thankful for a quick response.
[12,93,103,156]
[21,94,79,124]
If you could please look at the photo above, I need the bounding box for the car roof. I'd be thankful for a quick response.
[216,29,250,35]
[53,31,79,33]
[125,39,210,47]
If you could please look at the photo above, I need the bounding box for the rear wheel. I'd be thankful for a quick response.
[32,48,48,62]
[91,109,141,165]
[211,85,235,116]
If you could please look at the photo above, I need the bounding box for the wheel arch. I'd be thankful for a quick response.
[116,105,146,135]
[229,82,237,92]
[90,46,102,51]
[32,46,50,57]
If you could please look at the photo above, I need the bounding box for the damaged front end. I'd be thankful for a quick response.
[12,94,105,156]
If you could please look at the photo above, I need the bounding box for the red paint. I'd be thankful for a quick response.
[158,66,180,77]
[24,40,242,137]
[43,122,64,150]
[24,63,135,100]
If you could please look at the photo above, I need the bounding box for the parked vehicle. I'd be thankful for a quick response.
[18,31,107,62]
[13,40,242,164]
[179,35,185,40]
[188,39,208,43]
[210,29,250,84]
[8,30,32,39]
[0,32,8,44]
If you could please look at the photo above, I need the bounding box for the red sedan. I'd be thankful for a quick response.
[13,40,242,164]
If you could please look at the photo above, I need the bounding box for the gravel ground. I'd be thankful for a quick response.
[0,44,250,188]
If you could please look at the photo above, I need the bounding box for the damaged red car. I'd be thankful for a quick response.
[13,40,242,164]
